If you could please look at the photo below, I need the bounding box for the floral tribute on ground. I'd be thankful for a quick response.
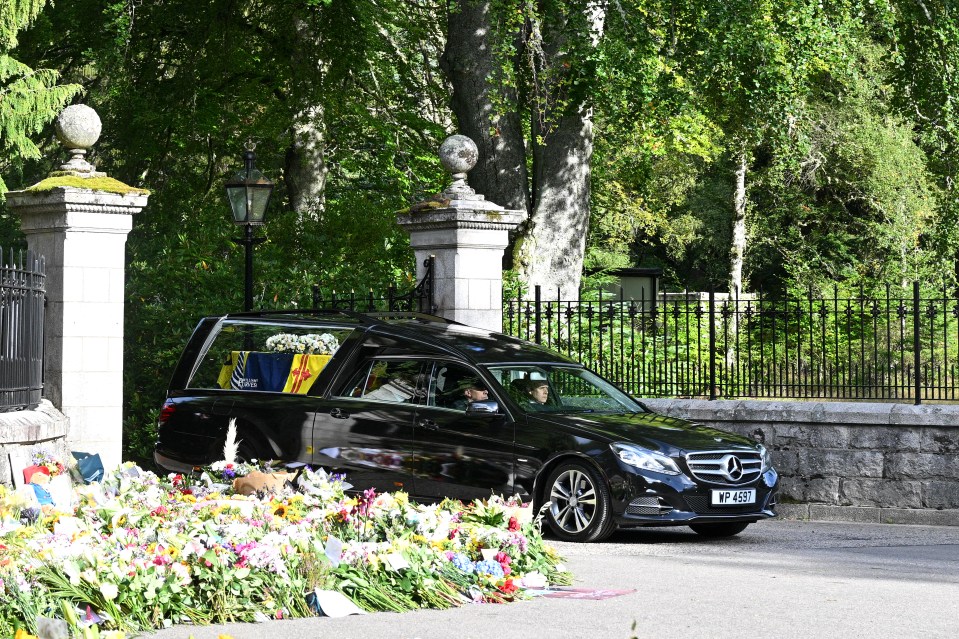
[0,455,570,637]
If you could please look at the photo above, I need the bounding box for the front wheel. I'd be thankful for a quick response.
[544,461,615,542]
[689,522,750,538]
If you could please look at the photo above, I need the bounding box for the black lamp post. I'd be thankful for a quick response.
[225,149,274,311]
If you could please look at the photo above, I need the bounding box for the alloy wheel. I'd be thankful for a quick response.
[548,467,598,534]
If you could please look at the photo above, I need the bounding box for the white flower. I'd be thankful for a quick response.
[100,582,119,600]
[299,333,340,354]
[266,333,301,353]
[266,332,340,354]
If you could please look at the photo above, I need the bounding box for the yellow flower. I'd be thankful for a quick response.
[14,629,39,639]
[273,504,288,518]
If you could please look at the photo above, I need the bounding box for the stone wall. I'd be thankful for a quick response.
[0,400,70,486]
[642,399,959,526]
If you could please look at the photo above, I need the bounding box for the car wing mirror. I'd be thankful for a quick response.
[466,400,500,415]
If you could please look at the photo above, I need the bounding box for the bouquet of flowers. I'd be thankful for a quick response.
[29,447,67,477]
[265,333,339,355]
[0,460,571,637]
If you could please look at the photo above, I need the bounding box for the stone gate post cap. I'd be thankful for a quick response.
[439,135,478,175]
[55,105,102,150]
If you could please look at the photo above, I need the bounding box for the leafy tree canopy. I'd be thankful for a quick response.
[0,0,79,193]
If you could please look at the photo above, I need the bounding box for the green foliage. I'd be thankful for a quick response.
[6,0,449,464]
[3,0,959,461]
[588,1,957,295]
[0,0,80,193]
[749,38,950,293]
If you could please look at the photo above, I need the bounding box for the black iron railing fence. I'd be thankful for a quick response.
[311,256,437,314]
[504,282,959,404]
[0,249,45,411]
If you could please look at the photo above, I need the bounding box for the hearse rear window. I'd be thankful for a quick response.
[188,322,355,393]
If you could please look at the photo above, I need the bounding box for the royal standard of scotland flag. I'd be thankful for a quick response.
[282,354,332,394]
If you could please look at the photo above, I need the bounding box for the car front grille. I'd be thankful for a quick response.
[684,450,763,486]
[684,495,768,514]
[626,496,673,516]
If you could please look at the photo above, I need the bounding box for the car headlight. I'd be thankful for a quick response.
[758,444,773,472]
[611,443,681,476]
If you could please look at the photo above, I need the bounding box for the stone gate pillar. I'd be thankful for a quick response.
[396,135,525,331]
[5,105,149,471]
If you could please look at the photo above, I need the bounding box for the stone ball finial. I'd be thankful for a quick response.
[54,105,103,175]
[439,135,478,174]
[438,135,478,197]
[55,104,102,150]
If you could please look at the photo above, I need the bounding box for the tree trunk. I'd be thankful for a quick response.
[726,150,748,369]
[441,1,606,299]
[285,16,327,225]
[729,151,748,299]
[440,0,529,213]
[513,2,606,300]
[515,113,594,299]
[285,105,327,223]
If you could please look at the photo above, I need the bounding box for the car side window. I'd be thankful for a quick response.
[188,322,351,394]
[339,359,427,404]
[429,362,486,410]
[489,366,552,412]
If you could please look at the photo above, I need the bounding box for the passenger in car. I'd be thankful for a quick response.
[450,378,488,409]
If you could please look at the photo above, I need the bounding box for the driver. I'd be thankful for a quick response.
[527,379,549,404]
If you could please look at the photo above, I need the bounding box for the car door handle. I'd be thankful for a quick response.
[417,419,438,430]
[330,408,350,419]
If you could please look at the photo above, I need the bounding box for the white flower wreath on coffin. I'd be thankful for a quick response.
[265,332,340,354]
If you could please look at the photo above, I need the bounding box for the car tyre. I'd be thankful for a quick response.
[688,522,750,538]
[544,461,615,542]
[234,432,271,465]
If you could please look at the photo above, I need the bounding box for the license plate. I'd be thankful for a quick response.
[711,489,756,506]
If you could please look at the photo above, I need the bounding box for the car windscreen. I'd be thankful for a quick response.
[486,365,645,414]
[188,321,355,394]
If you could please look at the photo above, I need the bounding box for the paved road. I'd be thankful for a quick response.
[143,519,959,639]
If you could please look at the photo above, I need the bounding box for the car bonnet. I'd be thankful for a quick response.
[525,410,759,456]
